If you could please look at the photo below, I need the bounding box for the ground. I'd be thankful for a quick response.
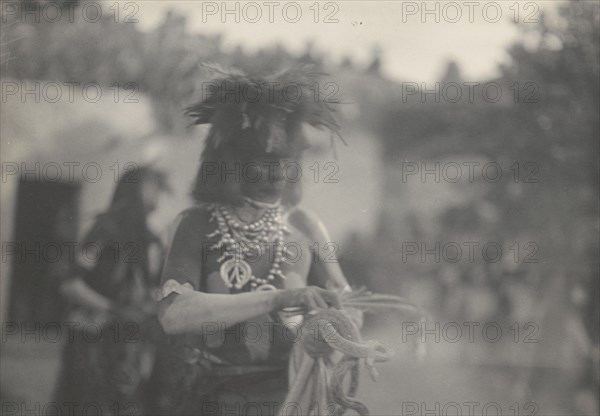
[1,322,592,415]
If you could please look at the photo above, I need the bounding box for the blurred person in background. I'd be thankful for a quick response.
[54,166,169,415]
[153,67,351,415]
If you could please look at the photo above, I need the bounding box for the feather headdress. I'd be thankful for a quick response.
[185,64,344,155]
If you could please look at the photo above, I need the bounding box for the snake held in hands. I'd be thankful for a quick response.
[300,308,395,416]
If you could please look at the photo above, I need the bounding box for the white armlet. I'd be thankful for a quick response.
[154,279,194,301]
[340,284,352,295]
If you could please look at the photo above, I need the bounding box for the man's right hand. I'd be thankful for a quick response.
[274,286,341,311]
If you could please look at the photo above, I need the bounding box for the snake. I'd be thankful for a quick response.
[280,290,423,416]
[299,308,395,416]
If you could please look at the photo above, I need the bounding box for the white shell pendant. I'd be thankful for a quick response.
[220,258,252,289]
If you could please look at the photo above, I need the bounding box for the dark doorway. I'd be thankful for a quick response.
[8,180,80,324]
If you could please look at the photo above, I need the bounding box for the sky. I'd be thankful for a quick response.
[133,1,564,83]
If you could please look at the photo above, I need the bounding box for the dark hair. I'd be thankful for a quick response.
[85,167,167,284]
[81,167,168,290]
[106,166,167,231]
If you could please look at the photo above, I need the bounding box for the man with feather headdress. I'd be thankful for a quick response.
[153,65,352,415]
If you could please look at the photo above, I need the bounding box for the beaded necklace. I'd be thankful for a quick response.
[208,203,290,291]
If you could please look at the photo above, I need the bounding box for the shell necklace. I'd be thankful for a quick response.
[208,203,289,291]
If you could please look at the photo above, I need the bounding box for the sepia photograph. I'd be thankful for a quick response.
[0,1,598,415]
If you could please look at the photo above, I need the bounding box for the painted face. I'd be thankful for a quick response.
[223,116,308,203]
[240,148,300,203]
